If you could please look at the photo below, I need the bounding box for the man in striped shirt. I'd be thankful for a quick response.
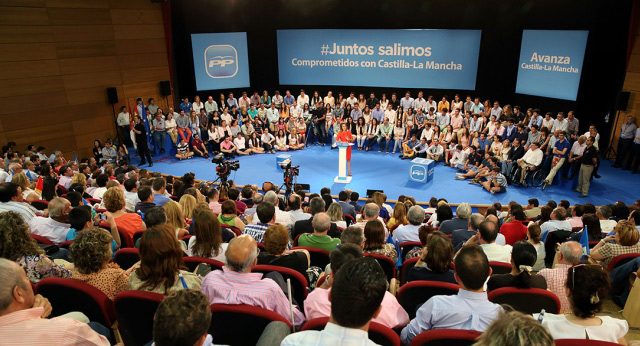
[201,235,306,328]
[0,182,41,223]
[0,259,109,345]
[480,167,507,194]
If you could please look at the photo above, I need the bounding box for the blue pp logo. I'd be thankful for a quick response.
[410,165,426,181]
[205,45,238,78]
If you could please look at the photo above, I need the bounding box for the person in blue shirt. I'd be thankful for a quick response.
[65,206,121,254]
[152,178,171,207]
[400,244,503,344]
[179,97,192,114]
[543,131,571,189]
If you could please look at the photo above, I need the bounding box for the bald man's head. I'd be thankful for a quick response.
[485,214,499,225]
[225,235,258,273]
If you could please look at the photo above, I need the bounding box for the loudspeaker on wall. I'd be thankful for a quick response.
[160,81,171,97]
[107,87,118,104]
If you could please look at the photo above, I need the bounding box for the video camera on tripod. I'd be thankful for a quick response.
[278,159,299,196]
[212,153,239,183]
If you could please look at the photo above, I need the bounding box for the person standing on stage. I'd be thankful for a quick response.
[132,116,152,167]
[576,137,598,198]
[337,123,354,176]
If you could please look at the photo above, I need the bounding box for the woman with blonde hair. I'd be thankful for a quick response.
[163,200,189,239]
[12,172,40,202]
[127,224,201,293]
[591,220,640,268]
[387,203,408,229]
[179,194,197,220]
[474,310,553,346]
[0,211,71,283]
[70,228,131,300]
[71,173,87,188]
[103,186,145,237]
[326,203,346,229]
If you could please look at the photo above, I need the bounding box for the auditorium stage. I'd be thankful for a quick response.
[134,145,639,206]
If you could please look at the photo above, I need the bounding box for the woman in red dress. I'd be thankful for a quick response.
[336,122,354,176]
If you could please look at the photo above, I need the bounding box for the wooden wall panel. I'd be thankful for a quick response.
[0,0,46,7]
[0,91,68,115]
[623,72,640,92]
[110,9,162,25]
[51,25,114,42]
[112,25,164,40]
[58,56,118,75]
[120,66,169,84]
[0,43,57,61]
[62,70,122,90]
[115,38,166,55]
[0,26,53,43]
[0,76,64,98]
[0,1,171,159]
[0,6,49,25]
[0,60,61,80]
[118,52,167,70]
[44,0,109,9]
[55,40,117,58]
[47,8,112,25]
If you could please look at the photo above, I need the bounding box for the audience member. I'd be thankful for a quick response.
[538,241,582,313]
[282,257,388,345]
[401,245,503,344]
[526,224,546,271]
[474,310,554,346]
[536,264,628,344]
[487,241,547,291]
[293,197,341,239]
[152,290,212,346]
[0,258,110,345]
[591,220,640,268]
[187,209,227,263]
[451,213,485,251]
[201,234,306,328]
[439,202,471,235]
[408,231,456,283]
[463,220,513,262]
[257,224,310,277]
[28,197,71,245]
[392,205,426,244]
[363,219,398,262]
[499,210,528,245]
[298,213,341,252]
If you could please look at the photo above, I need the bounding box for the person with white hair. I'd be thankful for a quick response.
[392,206,426,244]
[0,258,110,345]
[354,202,389,237]
[28,197,72,245]
[538,241,582,313]
[439,202,472,235]
[298,213,341,252]
[250,190,295,229]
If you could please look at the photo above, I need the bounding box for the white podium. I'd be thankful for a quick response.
[334,142,353,184]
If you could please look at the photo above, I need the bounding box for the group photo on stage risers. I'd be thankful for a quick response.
[130,88,640,197]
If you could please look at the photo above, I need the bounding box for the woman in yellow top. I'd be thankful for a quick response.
[336,122,354,176]
[437,95,450,113]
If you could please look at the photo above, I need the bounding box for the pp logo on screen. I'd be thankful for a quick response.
[204,44,238,78]
[410,165,426,181]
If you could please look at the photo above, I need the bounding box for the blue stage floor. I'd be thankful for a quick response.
[134,145,639,205]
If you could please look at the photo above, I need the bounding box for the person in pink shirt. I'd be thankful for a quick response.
[450,111,463,132]
[0,258,110,345]
[207,187,222,215]
[304,244,409,329]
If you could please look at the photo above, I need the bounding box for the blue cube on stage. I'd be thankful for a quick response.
[276,154,291,171]
[409,158,435,183]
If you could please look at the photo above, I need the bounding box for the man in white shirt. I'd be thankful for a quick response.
[384,104,397,124]
[282,257,387,346]
[516,142,543,185]
[462,220,512,262]
[57,166,74,191]
[287,194,311,221]
[116,106,132,147]
[551,112,569,133]
[449,144,468,168]
[425,95,437,113]
[28,197,71,245]
[323,91,335,107]
[251,191,295,230]
[414,91,427,112]
[541,207,573,235]
[597,206,617,234]
[297,89,309,107]
[490,101,503,121]
[346,92,358,107]
[427,138,444,162]
[565,135,587,179]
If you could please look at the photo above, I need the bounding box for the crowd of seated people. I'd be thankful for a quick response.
[114,89,624,197]
[0,144,640,344]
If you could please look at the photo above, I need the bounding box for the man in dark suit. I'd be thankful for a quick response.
[292,196,340,240]
[451,214,485,252]
[337,190,357,221]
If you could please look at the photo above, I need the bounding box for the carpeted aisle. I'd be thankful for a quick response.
[132,145,639,205]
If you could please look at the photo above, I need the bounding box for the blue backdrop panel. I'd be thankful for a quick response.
[277,29,481,90]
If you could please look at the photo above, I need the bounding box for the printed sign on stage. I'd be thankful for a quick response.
[409,158,435,183]
[515,30,588,101]
[277,29,481,90]
[191,32,250,91]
